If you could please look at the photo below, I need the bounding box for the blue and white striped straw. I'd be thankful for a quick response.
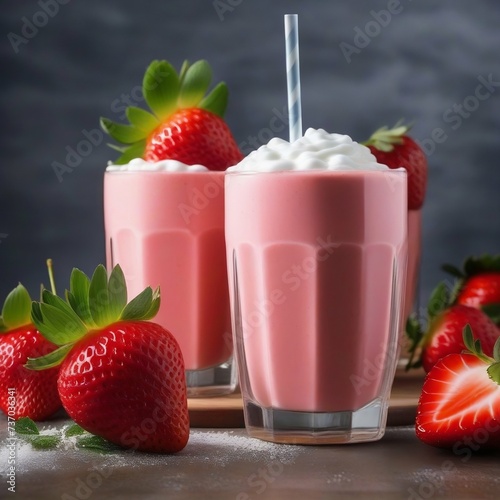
[284,14,302,143]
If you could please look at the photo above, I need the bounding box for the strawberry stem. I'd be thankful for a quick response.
[46,258,57,296]
[361,120,412,152]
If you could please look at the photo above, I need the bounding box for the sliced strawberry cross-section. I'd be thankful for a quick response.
[416,325,500,449]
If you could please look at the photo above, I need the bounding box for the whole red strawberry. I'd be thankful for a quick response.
[406,282,500,372]
[416,326,500,449]
[443,254,500,311]
[101,59,243,170]
[27,264,189,453]
[363,123,427,210]
[0,284,61,420]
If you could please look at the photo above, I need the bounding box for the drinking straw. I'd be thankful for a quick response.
[284,14,303,143]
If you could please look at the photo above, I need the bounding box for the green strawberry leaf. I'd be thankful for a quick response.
[362,122,410,151]
[143,60,180,121]
[25,342,74,370]
[199,82,228,117]
[493,336,500,362]
[65,424,86,437]
[427,282,449,320]
[42,289,81,324]
[487,362,500,385]
[462,324,477,354]
[100,118,148,144]
[75,435,122,453]
[126,106,159,133]
[113,141,146,165]
[405,316,424,371]
[67,268,94,327]
[88,264,111,326]
[108,265,128,320]
[178,60,190,85]
[15,417,40,435]
[459,254,500,277]
[120,286,160,321]
[178,59,212,109]
[32,300,87,346]
[106,143,128,153]
[15,418,61,450]
[441,264,464,279]
[29,264,162,370]
[30,435,61,450]
[0,284,32,332]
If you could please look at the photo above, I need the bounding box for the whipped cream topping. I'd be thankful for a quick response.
[228,128,390,172]
[106,158,208,172]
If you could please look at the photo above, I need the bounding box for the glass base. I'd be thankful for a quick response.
[243,398,388,444]
[186,358,237,398]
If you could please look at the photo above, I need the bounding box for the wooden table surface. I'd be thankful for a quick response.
[1,421,499,500]
[1,371,498,499]
[1,369,499,500]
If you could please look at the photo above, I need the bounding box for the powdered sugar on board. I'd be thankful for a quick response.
[0,423,304,476]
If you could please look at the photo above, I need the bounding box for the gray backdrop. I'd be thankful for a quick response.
[1,0,499,312]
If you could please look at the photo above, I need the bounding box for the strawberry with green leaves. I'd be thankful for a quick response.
[0,284,61,421]
[101,59,243,170]
[406,282,500,372]
[363,122,427,210]
[27,264,189,453]
[416,326,500,449]
[443,254,500,313]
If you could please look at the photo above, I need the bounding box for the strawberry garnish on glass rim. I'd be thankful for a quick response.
[100,59,243,170]
[26,264,189,453]
[363,121,427,210]
[415,325,500,449]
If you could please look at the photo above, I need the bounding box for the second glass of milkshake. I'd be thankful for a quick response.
[104,159,237,397]
[225,129,408,444]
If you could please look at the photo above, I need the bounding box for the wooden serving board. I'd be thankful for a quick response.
[188,370,425,428]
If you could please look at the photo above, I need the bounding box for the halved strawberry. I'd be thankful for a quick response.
[101,59,243,170]
[26,264,189,453]
[406,282,500,372]
[0,284,61,421]
[416,326,500,449]
[363,122,427,210]
[443,254,500,313]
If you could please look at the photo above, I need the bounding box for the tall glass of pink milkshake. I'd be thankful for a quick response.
[225,129,407,444]
[104,159,237,397]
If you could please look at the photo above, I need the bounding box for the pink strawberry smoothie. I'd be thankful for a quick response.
[104,166,231,371]
[225,131,407,414]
